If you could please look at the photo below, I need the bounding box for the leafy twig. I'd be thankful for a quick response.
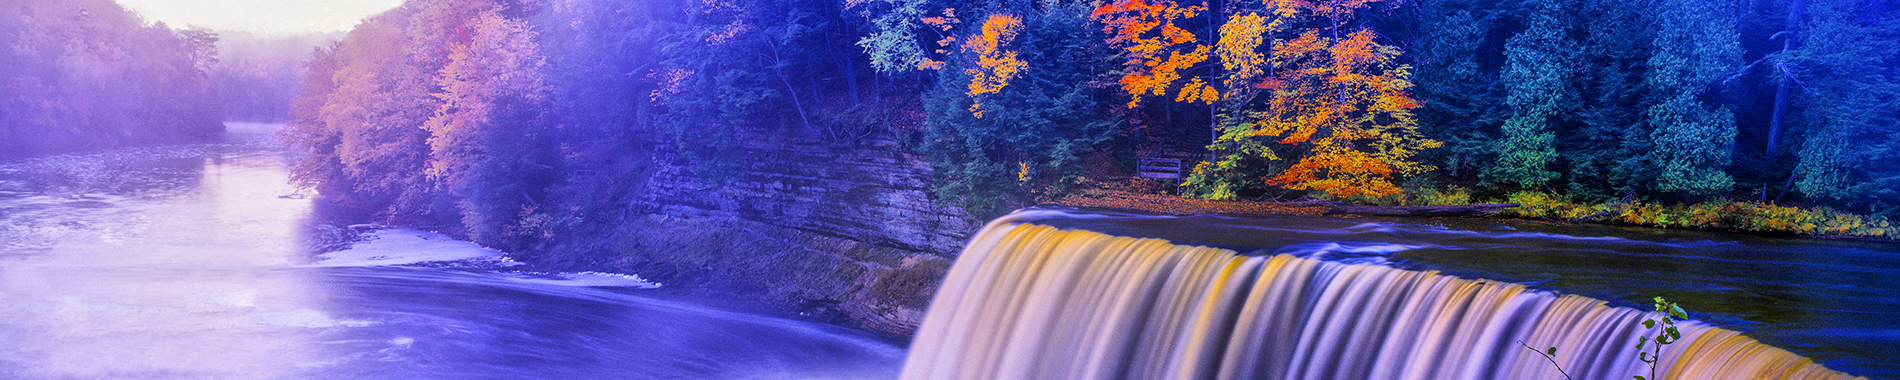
[1518,340,1575,380]
[1635,296,1688,380]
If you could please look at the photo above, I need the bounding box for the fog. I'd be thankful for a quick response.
[115,0,402,36]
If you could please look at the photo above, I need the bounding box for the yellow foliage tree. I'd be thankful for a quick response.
[1216,12,1268,92]
[1261,29,1437,198]
[963,13,1025,118]
[1186,0,1438,199]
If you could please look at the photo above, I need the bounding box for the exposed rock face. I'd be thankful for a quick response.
[546,139,976,338]
[636,140,975,256]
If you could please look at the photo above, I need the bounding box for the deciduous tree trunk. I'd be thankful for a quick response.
[1763,0,1803,201]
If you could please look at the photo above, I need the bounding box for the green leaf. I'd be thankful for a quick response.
[1636,337,1647,350]
[1636,376,1648,380]
[1671,304,1689,319]
[1643,320,1656,329]
[1547,347,1557,356]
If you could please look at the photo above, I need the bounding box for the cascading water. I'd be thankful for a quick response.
[901,212,1866,380]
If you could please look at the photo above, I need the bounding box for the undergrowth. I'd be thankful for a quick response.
[1492,191,1897,239]
[1309,186,1896,239]
[1091,177,1896,240]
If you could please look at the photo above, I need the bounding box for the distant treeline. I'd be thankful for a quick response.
[284,0,1899,250]
[213,32,340,122]
[0,0,222,156]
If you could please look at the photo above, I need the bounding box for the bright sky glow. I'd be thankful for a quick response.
[115,0,403,35]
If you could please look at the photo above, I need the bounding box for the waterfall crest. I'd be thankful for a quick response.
[900,220,1864,380]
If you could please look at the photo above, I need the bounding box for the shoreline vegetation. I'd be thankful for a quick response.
[1052,178,1900,242]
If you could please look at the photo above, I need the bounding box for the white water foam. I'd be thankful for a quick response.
[505,271,662,288]
[314,228,512,267]
[1271,242,1427,265]
[316,227,662,289]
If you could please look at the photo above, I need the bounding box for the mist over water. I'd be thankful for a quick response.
[0,124,904,380]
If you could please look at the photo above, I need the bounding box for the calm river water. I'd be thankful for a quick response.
[0,124,904,379]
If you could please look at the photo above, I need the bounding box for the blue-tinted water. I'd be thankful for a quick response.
[5,123,1888,379]
[0,124,903,379]
[1019,207,1900,379]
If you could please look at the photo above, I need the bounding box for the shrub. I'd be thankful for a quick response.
[1595,198,1897,239]
[1180,160,1249,201]
[1499,191,1596,219]
[1409,185,1474,206]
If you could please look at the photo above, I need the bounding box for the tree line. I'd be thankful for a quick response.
[213,31,341,122]
[282,0,1899,250]
[883,0,1899,220]
[0,0,223,156]
[1406,0,1898,214]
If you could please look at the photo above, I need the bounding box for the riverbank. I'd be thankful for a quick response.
[1050,182,1900,243]
[1051,186,1330,217]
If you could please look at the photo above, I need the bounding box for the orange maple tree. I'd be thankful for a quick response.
[1091,0,1216,107]
[425,7,549,188]
[917,8,960,70]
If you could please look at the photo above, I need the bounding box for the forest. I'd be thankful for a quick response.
[259,0,1895,250]
[1,0,1890,375]
[0,0,224,156]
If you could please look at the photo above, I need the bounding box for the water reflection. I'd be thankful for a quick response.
[0,124,904,379]
[0,125,323,377]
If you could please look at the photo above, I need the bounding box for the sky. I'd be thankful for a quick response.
[115,0,404,35]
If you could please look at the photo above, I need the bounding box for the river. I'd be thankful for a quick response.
[2,124,1892,379]
[0,124,905,379]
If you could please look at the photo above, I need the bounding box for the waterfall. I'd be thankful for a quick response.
[900,216,1865,380]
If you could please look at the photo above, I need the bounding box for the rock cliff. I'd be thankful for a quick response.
[535,138,976,337]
